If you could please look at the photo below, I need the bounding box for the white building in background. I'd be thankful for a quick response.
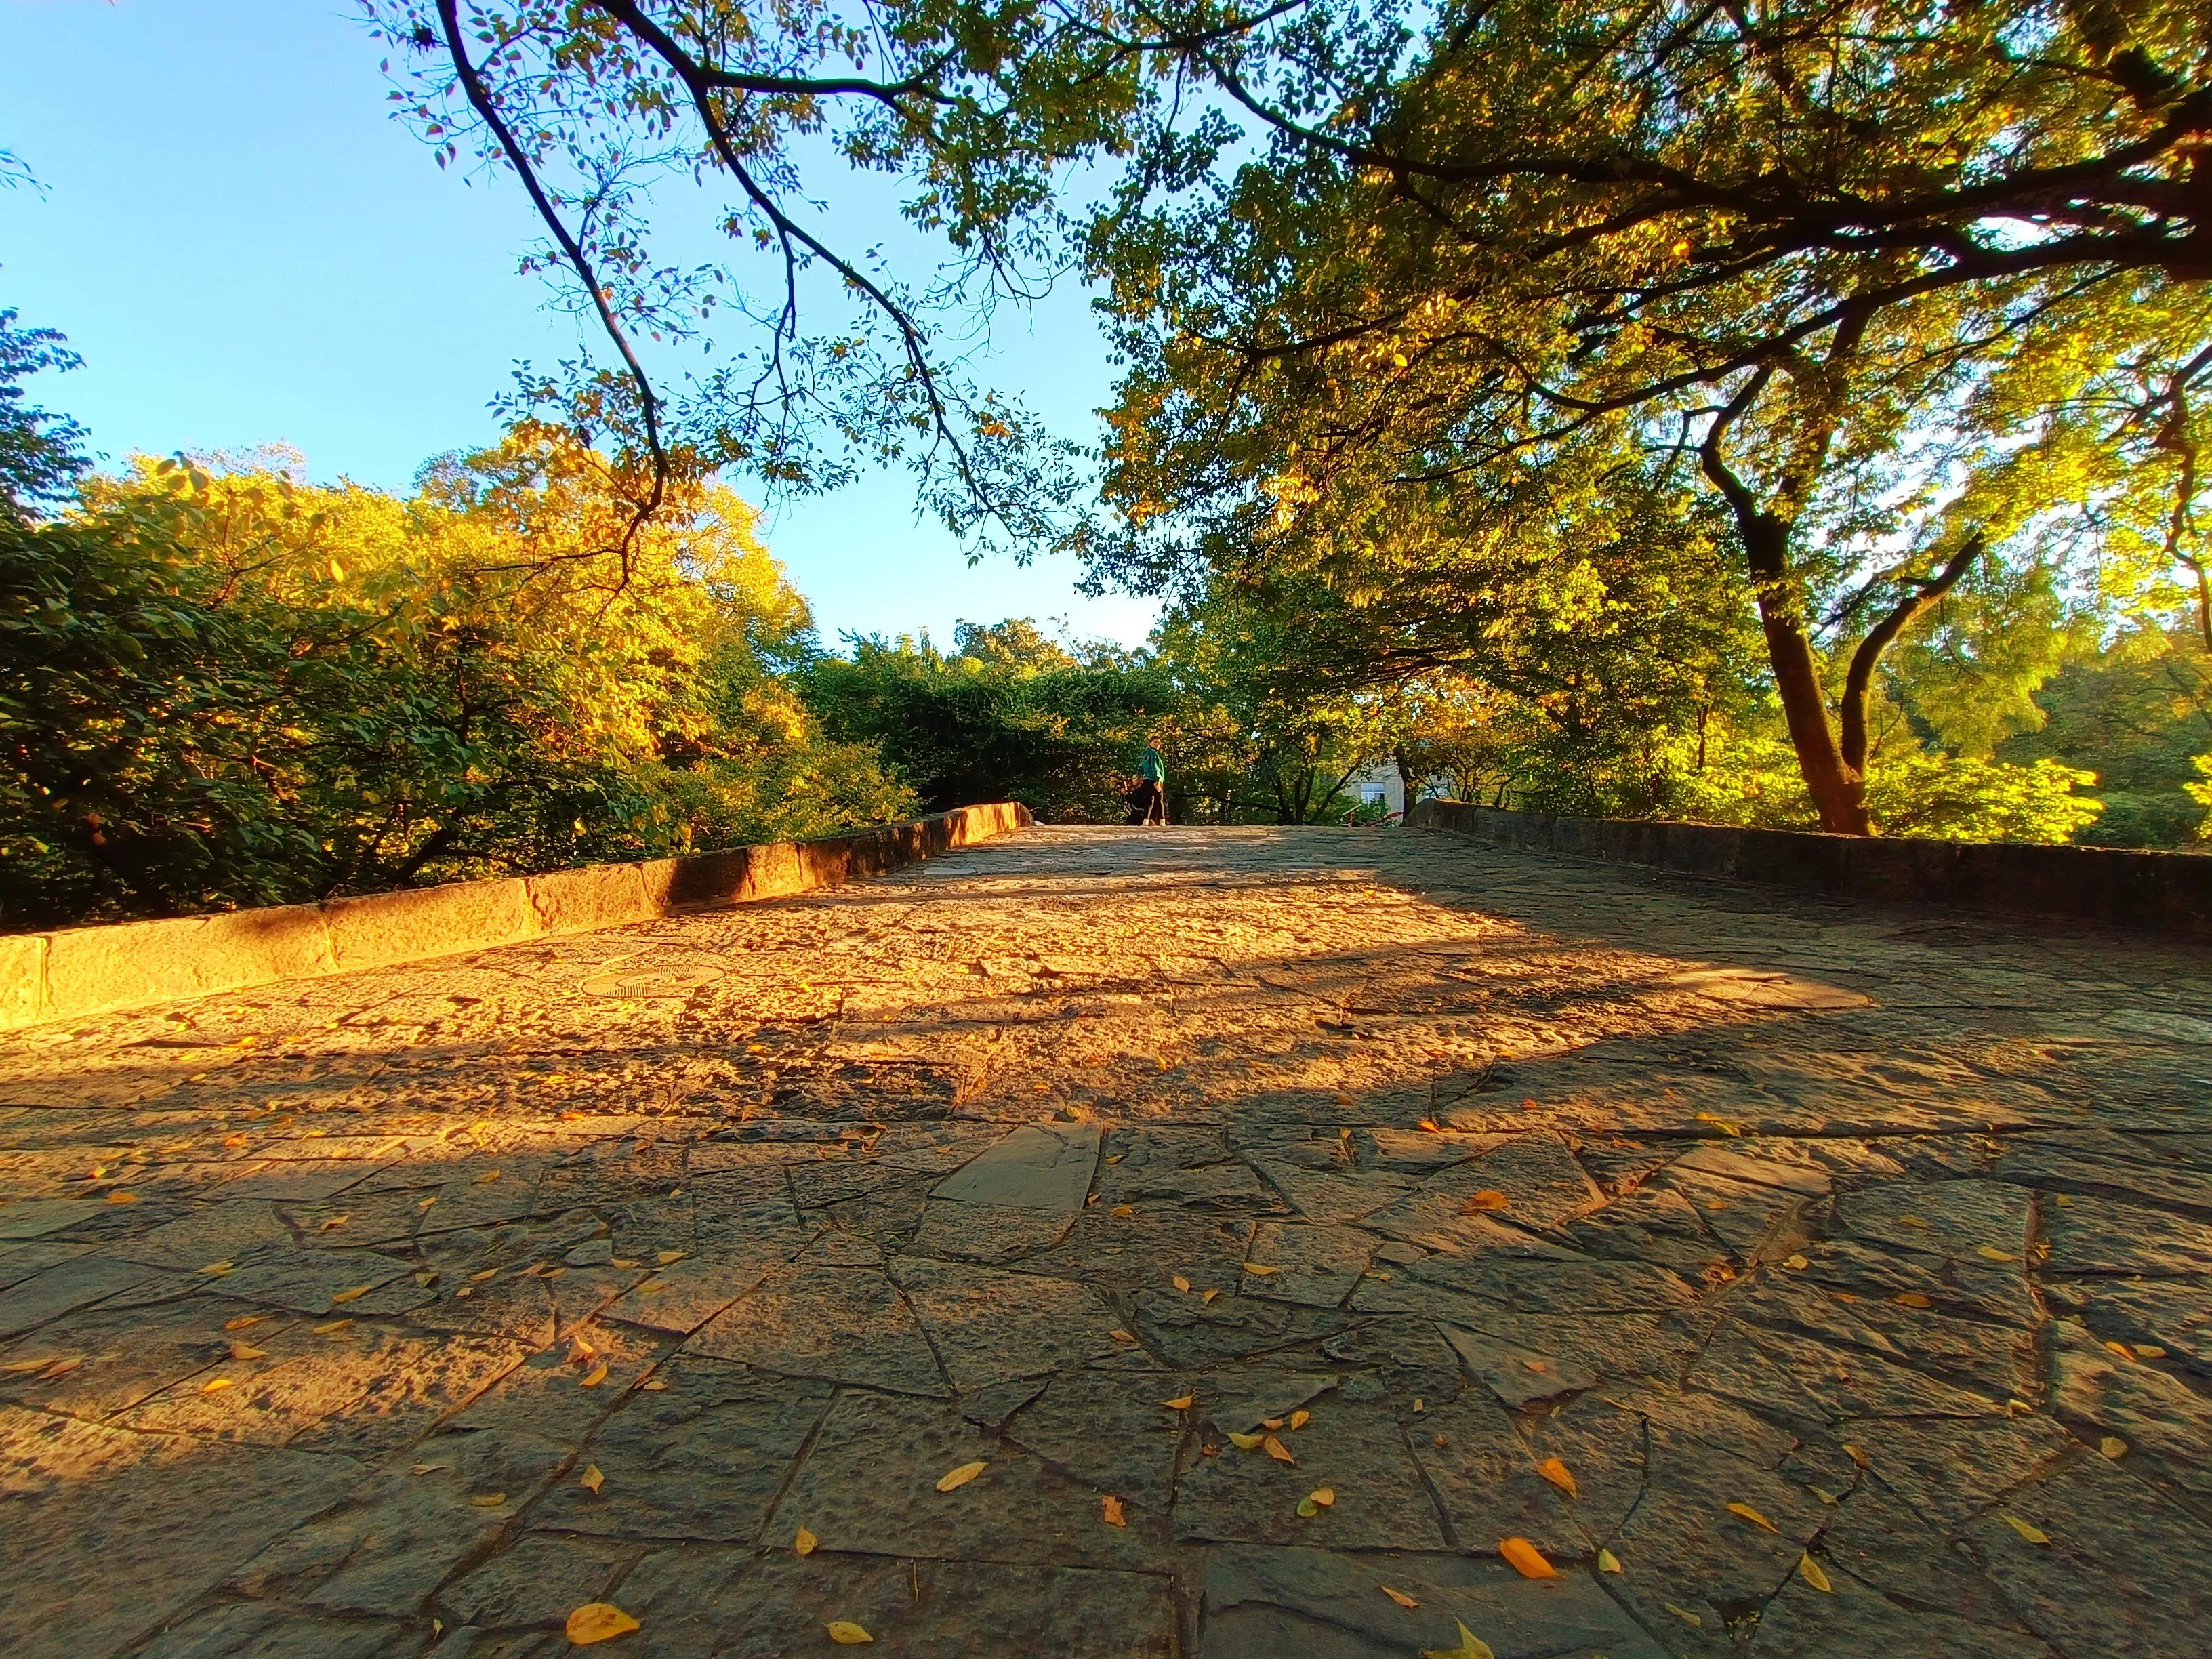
[1343,758,1454,820]
[1348,758,1405,817]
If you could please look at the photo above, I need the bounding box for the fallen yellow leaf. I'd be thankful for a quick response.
[1463,1189,1510,1212]
[1536,1457,1577,1498]
[330,1284,373,1305]
[563,1602,639,1645]
[1893,1292,1932,1309]
[1380,1584,1419,1609]
[2000,1512,2050,1545]
[656,1250,685,1265]
[1498,1537,1557,1579]
[1419,1618,1497,1659]
[579,1464,605,1494]
[201,1376,234,1393]
[473,1170,501,1185]
[1797,1553,1832,1593]
[199,1261,234,1276]
[825,1620,874,1644]
[1288,1409,1311,1431]
[1101,1494,1127,1526]
[1109,1329,1138,1344]
[2100,1435,2128,1459]
[1242,1261,1280,1276]
[1665,1603,1704,1628]
[1262,1434,1296,1465]
[936,1460,987,1492]
[794,1525,818,1555]
[222,1315,270,1332]
[470,1492,508,1509]
[318,1215,349,1231]
[1597,1547,1622,1573]
[1162,1394,1195,1411]
[1227,1431,1265,1450]
[1842,1443,1868,1468]
[409,1462,445,1476]
[106,1190,138,1204]
[1172,1275,1191,1294]
[1727,1502,1779,1532]
[1975,1245,2015,1262]
[581,1361,609,1387]
[312,1318,353,1334]
[469,1267,499,1283]
[228,1343,266,1361]
[1109,1204,1135,1218]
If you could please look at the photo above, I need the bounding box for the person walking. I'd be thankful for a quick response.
[1132,741,1169,826]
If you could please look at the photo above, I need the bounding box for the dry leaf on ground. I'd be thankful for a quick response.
[794,1525,819,1555]
[1101,1494,1127,1526]
[1261,1435,1296,1465]
[1288,1409,1311,1431]
[1797,1553,1833,1593]
[1498,1537,1557,1579]
[563,1602,638,1645]
[1597,1547,1622,1573]
[580,1361,609,1387]
[1162,1393,1195,1410]
[1463,1189,1511,1212]
[1380,1584,1419,1609]
[1726,1502,1778,1532]
[579,1464,605,1494]
[826,1620,874,1644]
[2000,1513,2051,1545]
[1419,1620,1497,1659]
[936,1460,987,1492]
[1536,1458,1577,1497]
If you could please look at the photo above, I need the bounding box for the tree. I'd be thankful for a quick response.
[0,338,915,926]
[801,622,1168,817]
[1088,0,2212,834]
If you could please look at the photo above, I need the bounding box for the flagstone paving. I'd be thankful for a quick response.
[2,823,2210,1657]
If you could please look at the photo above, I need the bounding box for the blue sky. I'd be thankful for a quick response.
[0,0,1160,648]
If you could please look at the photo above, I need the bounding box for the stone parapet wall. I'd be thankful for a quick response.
[1406,798,2212,939]
[1,802,1033,1030]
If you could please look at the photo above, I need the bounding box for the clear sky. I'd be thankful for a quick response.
[0,0,1160,649]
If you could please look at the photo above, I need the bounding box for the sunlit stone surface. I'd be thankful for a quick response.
[2,825,2209,1657]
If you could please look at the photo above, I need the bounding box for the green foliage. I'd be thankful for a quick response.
[802,623,1167,820]
[2000,626,2212,848]
[0,343,915,926]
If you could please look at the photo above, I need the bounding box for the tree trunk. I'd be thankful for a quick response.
[1741,514,1872,835]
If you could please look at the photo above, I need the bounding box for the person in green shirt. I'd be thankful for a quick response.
[1130,743,1168,826]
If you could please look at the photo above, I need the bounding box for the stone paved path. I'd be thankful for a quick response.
[3,826,2211,1658]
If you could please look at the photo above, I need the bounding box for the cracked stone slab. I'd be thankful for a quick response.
[684,1260,947,1395]
[1200,1544,1667,1659]
[1240,1221,1374,1308]
[768,1389,1167,1570]
[930,1122,1101,1212]
[612,1547,1176,1658]
[0,1404,368,1659]
[892,1256,1128,1391]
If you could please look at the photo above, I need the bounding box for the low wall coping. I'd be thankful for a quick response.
[3,802,1033,1031]
[1406,800,2212,939]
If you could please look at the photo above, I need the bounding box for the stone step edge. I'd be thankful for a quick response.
[0,803,1035,1031]
[1406,798,2212,938]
